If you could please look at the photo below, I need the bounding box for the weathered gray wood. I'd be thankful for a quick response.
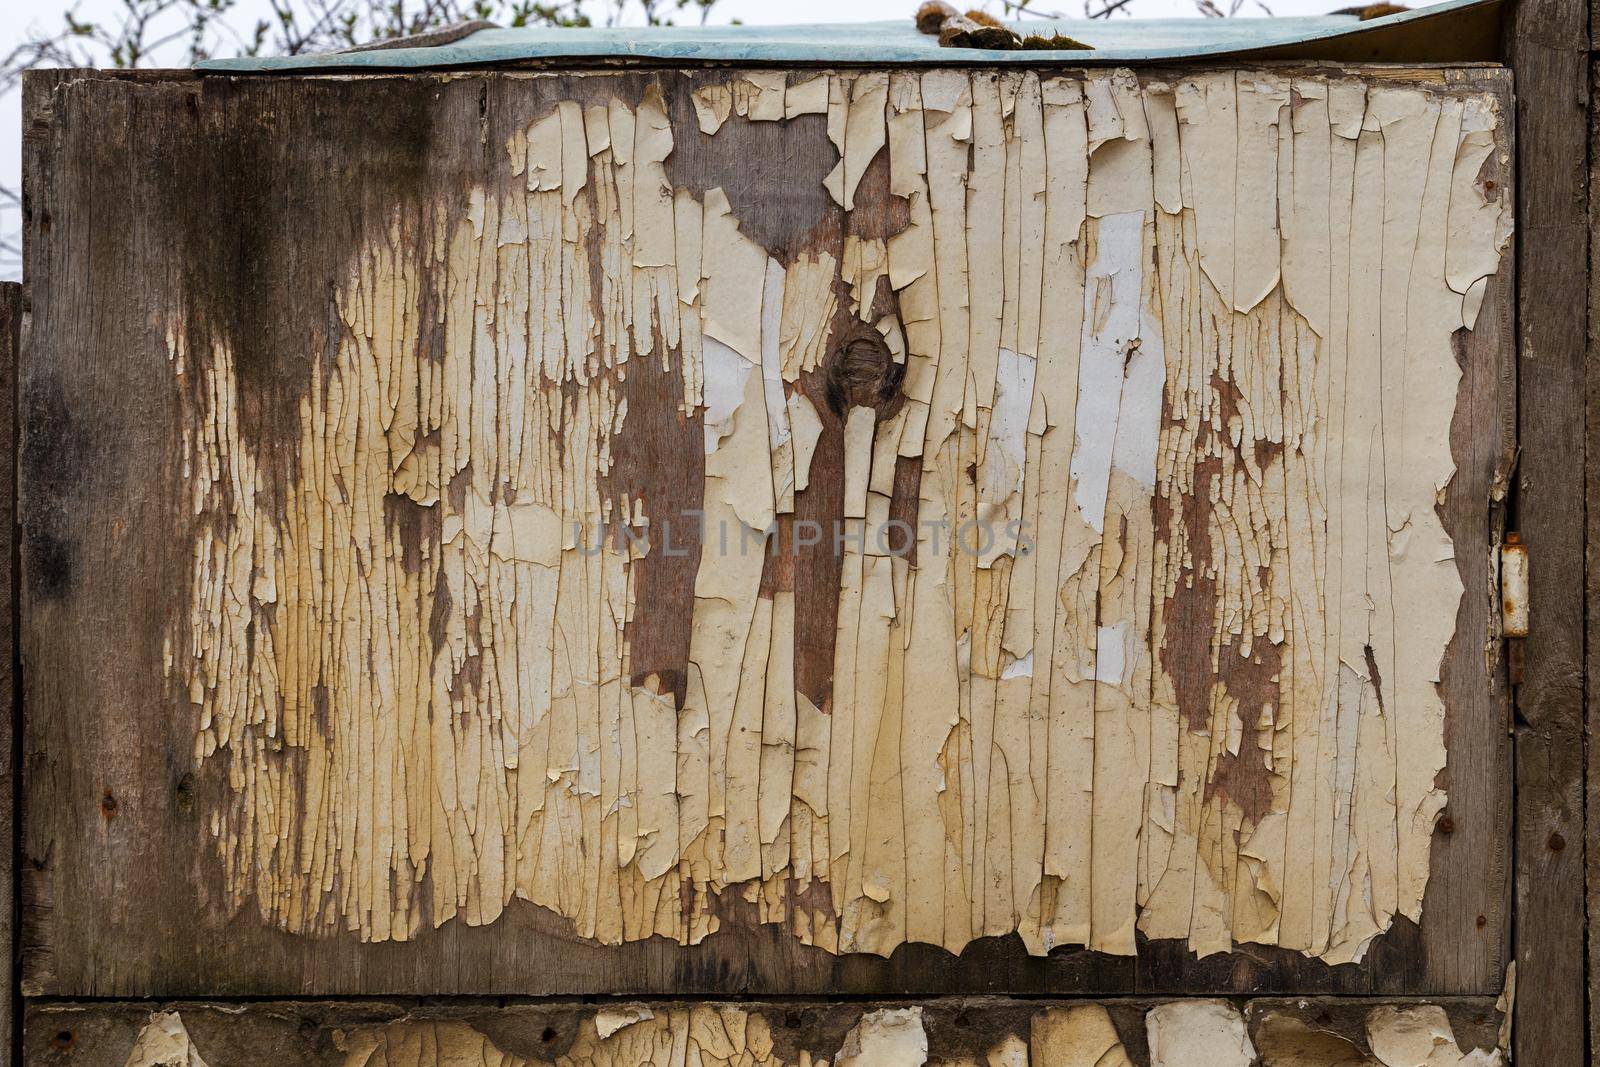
[19,64,1515,1000]
[0,283,19,1067]
[1509,0,1590,1061]
[22,996,1506,1066]
[1587,52,1600,1067]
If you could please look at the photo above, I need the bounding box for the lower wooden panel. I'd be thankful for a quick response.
[26,997,1506,1066]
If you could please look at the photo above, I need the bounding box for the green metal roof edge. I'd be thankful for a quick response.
[196,0,1498,72]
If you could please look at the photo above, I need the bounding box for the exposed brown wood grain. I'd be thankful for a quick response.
[0,283,19,1067]
[1392,65,1516,999]
[18,65,1514,1000]
[22,996,1506,1067]
[1587,51,1600,1067]
[1510,0,1590,1061]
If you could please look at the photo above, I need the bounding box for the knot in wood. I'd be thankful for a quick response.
[825,325,903,416]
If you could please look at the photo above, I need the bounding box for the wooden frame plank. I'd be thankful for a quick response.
[0,283,19,1067]
[1587,47,1600,1067]
[1511,0,1590,1062]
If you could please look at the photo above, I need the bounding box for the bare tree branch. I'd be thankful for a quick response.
[0,0,726,276]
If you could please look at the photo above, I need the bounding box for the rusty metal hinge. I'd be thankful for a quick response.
[1502,532,1528,685]
[1501,533,1529,637]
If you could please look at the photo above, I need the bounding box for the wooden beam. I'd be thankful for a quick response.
[0,283,19,1067]
[1586,50,1600,1067]
[1511,0,1590,1061]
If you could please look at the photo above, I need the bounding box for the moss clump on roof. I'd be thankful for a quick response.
[1020,31,1094,49]
[921,6,1095,51]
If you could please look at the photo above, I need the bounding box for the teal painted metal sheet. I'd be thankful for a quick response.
[197,0,1497,72]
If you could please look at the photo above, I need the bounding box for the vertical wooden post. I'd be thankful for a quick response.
[1588,50,1600,1067]
[1513,0,1590,1061]
[0,282,20,1067]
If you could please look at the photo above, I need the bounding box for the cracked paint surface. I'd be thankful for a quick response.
[166,69,1510,962]
[122,1012,212,1067]
[341,1010,794,1067]
[112,1001,1505,1067]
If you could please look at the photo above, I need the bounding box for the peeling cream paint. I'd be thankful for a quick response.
[1030,1005,1135,1067]
[110,1002,1508,1067]
[168,70,1510,963]
[594,1006,655,1040]
[1255,1012,1376,1066]
[337,1013,793,1067]
[1147,1001,1255,1067]
[124,1012,212,1067]
[1494,961,1514,1053]
[1366,1006,1504,1067]
[835,1008,928,1066]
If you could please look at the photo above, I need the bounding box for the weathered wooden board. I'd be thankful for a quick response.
[1589,49,1600,1067]
[25,996,1506,1066]
[0,283,19,1067]
[20,64,1513,997]
[1509,0,1590,1061]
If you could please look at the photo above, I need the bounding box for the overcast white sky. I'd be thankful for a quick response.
[0,0,1331,275]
